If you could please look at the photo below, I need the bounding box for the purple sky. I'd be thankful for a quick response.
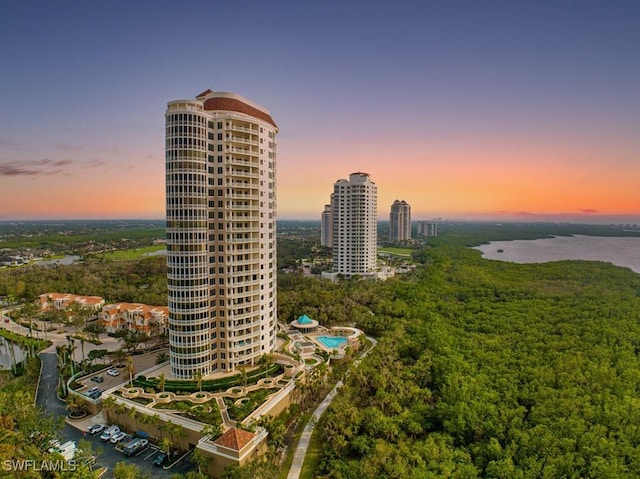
[1,1,639,222]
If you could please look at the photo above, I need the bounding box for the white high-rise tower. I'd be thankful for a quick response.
[165,89,278,379]
[330,172,377,277]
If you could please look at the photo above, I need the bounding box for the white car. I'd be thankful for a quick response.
[110,431,126,444]
[88,424,105,435]
[100,425,120,442]
[106,368,120,377]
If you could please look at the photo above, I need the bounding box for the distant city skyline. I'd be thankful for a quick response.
[1,1,639,224]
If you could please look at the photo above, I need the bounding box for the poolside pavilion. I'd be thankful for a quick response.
[290,314,319,333]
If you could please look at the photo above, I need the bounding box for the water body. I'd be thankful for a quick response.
[474,235,640,274]
[0,336,25,370]
[34,255,81,266]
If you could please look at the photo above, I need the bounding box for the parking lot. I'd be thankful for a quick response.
[75,365,126,397]
[60,418,193,478]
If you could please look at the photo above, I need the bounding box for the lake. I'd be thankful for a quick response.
[474,235,640,274]
[0,336,25,370]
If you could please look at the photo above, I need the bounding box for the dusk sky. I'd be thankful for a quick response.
[1,1,639,223]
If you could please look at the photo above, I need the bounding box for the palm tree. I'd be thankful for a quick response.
[155,352,169,365]
[146,413,161,442]
[238,365,248,388]
[157,373,166,393]
[194,370,203,392]
[128,407,139,432]
[55,345,66,370]
[67,301,94,335]
[116,402,127,418]
[161,437,172,459]
[102,396,116,422]
[201,423,222,441]
[79,337,86,365]
[111,348,127,367]
[65,394,88,416]
[162,421,181,457]
[261,353,274,378]
[191,449,208,475]
[174,426,186,452]
[65,337,76,376]
[126,356,135,387]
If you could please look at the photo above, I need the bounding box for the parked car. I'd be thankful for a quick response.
[90,375,104,383]
[48,440,76,460]
[87,424,105,435]
[86,389,102,400]
[153,452,167,466]
[85,387,99,397]
[110,431,127,444]
[100,425,120,442]
[106,368,120,377]
[123,438,149,456]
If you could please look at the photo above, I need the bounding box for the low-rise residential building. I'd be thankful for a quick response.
[99,302,168,336]
[39,293,105,311]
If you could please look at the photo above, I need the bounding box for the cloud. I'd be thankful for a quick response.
[0,158,74,177]
[0,163,40,176]
[578,208,599,214]
[53,142,84,152]
[84,159,106,168]
[496,210,536,217]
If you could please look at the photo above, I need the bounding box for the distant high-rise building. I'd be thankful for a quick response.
[330,172,377,277]
[321,204,333,247]
[389,200,411,243]
[417,221,438,237]
[165,89,278,379]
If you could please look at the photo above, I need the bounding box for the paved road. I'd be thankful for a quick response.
[31,329,193,478]
[286,337,378,479]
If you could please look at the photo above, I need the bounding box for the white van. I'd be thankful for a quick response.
[49,440,76,460]
[100,425,120,442]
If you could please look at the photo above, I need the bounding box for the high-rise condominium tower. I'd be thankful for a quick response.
[320,204,333,247]
[330,172,377,277]
[165,89,278,379]
[417,221,438,237]
[389,200,411,243]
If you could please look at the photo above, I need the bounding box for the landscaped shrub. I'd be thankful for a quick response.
[134,363,283,393]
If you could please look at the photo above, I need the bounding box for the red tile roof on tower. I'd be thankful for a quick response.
[196,89,214,99]
[213,428,256,451]
[202,96,277,128]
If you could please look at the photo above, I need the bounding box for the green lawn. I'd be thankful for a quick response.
[378,246,414,256]
[92,245,166,261]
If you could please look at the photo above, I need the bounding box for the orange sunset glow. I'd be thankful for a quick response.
[1,2,639,224]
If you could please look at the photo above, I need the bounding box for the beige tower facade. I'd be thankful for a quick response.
[165,90,278,379]
[390,199,411,243]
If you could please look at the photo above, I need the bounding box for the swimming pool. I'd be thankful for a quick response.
[317,336,348,349]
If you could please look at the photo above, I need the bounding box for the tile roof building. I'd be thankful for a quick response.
[98,303,168,336]
[166,89,278,379]
[39,293,105,311]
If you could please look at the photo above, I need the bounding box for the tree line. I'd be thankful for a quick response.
[309,245,640,478]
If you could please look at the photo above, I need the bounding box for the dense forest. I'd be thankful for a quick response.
[313,246,640,478]
[3,222,640,477]
[0,257,167,304]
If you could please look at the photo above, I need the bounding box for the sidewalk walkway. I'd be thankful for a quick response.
[286,380,343,479]
[286,336,378,479]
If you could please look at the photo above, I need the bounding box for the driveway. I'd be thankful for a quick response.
[34,337,193,478]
